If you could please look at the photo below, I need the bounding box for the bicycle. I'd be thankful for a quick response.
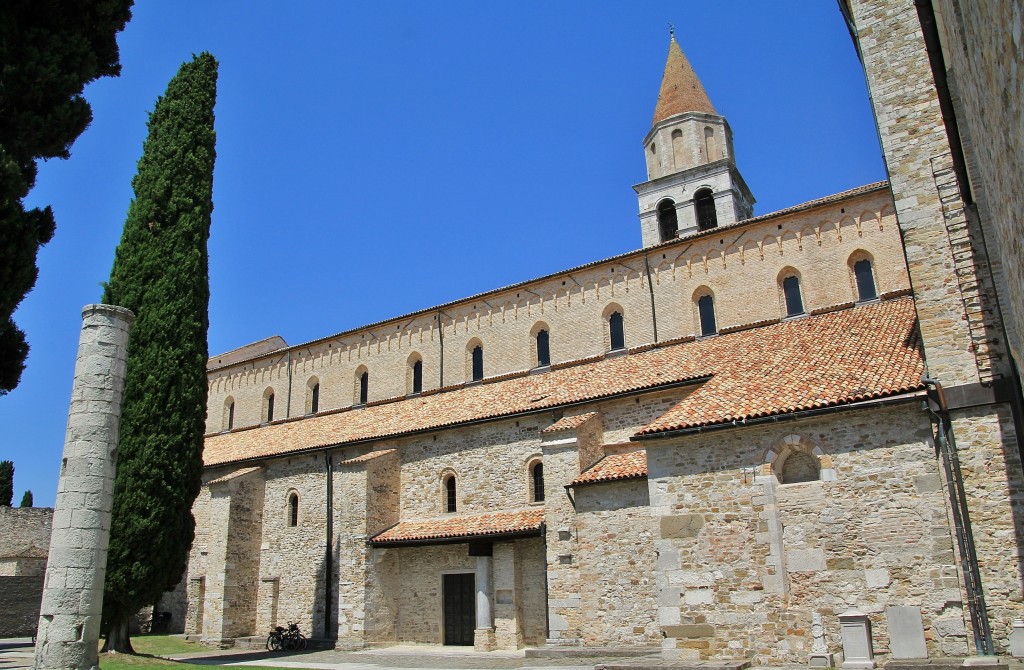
[267,622,306,651]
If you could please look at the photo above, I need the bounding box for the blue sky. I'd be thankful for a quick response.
[0,2,885,506]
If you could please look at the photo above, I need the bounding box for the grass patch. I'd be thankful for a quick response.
[129,635,205,656]
[96,635,300,670]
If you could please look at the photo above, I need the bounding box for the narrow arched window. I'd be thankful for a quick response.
[657,200,678,242]
[698,295,717,336]
[288,492,299,527]
[445,476,457,513]
[609,311,625,350]
[359,371,369,404]
[225,400,234,431]
[471,345,483,381]
[783,276,804,316]
[854,259,877,301]
[694,188,718,231]
[536,330,550,367]
[266,393,275,422]
[532,462,545,502]
[412,359,423,394]
[310,383,320,414]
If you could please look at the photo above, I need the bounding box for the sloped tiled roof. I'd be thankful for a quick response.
[572,450,648,486]
[543,412,599,433]
[637,297,924,435]
[369,509,545,546]
[653,37,716,123]
[203,297,922,467]
[338,449,396,466]
[206,466,262,486]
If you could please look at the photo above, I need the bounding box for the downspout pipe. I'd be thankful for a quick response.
[324,454,334,640]
[644,251,659,344]
[922,375,994,655]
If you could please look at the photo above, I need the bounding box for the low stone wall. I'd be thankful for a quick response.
[0,575,44,637]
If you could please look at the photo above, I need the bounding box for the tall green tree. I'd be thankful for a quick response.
[0,0,133,393]
[19,490,33,507]
[0,460,12,506]
[100,52,217,652]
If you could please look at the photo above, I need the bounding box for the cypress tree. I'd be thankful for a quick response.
[19,490,33,507]
[0,0,133,393]
[101,52,217,652]
[0,460,12,506]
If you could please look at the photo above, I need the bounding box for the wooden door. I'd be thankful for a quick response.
[442,572,475,645]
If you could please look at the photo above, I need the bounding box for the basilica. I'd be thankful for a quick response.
[167,2,1024,664]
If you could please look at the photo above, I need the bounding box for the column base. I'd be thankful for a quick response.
[810,652,842,668]
[474,628,496,651]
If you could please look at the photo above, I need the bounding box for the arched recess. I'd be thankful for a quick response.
[694,188,718,231]
[671,129,685,169]
[692,287,717,337]
[658,200,679,245]
[262,387,276,423]
[602,303,626,351]
[526,455,545,503]
[223,396,235,431]
[407,352,423,394]
[286,489,300,527]
[760,435,836,484]
[440,468,459,513]
[777,267,805,317]
[465,338,484,382]
[530,322,551,368]
[305,376,320,415]
[848,250,878,302]
[354,365,369,405]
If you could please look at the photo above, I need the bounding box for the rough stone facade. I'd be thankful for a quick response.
[172,19,1024,666]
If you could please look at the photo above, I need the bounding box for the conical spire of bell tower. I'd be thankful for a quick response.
[652,32,716,123]
[633,28,755,248]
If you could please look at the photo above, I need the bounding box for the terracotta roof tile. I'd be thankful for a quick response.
[338,449,396,466]
[203,297,922,467]
[206,466,262,486]
[653,37,716,122]
[572,450,648,486]
[637,297,924,435]
[369,509,545,546]
[542,412,599,433]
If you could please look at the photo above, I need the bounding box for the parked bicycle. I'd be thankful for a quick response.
[266,622,306,651]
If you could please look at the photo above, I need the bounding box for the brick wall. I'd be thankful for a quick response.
[0,575,44,637]
[205,188,907,433]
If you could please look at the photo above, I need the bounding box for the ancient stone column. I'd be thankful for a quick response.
[473,554,495,651]
[35,304,134,670]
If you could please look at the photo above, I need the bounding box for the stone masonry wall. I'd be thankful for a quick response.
[0,506,53,566]
[0,576,45,637]
[205,189,907,433]
[647,404,966,664]
[575,478,660,647]
[931,0,1024,373]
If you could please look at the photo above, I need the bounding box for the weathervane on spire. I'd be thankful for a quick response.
[668,23,675,39]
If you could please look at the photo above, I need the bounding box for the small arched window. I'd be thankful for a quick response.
[657,199,678,242]
[698,294,717,336]
[288,492,299,527]
[854,259,877,301]
[782,276,804,316]
[471,345,484,382]
[359,371,369,405]
[694,188,718,231]
[609,311,625,351]
[536,329,550,368]
[532,462,545,502]
[224,398,235,431]
[445,475,457,513]
[263,388,275,423]
[309,383,320,414]
[781,451,820,484]
[412,359,423,394]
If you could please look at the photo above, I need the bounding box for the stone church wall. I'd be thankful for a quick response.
[575,478,660,647]
[204,188,909,436]
[647,403,966,664]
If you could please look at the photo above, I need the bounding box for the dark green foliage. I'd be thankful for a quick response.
[0,0,133,394]
[0,460,12,506]
[101,53,217,645]
[19,490,32,507]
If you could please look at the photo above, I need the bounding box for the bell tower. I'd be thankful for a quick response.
[634,32,755,247]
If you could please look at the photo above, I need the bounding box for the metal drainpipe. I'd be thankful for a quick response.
[285,349,293,418]
[437,310,445,388]
[643,251,659,344]
[324,454,334,640]
[923,376,994,655]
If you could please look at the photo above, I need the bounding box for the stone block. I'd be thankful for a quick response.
[660,514,704,539]
[886,606,927,659]
[662,623,714,638]
[864,568,890,588]
[787,548,826,572]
